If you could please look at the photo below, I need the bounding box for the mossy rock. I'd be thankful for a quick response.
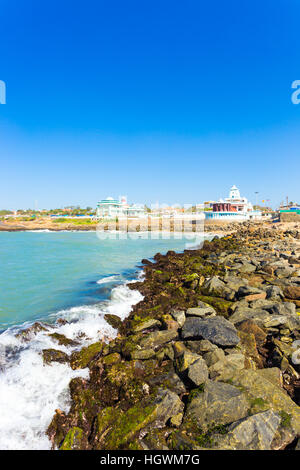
[196,295,233,319]
[102,352,121,366]
[153,271,171,283]
[60,426,88,450]
[120,332,144,359]
[70,341,104,369]
[181,273,200,289]
[248,397,269,415]
[167,430,203,450]
[42,348,69,365]
[104,314,123,330]
[141,427,170,450]
[93,403,156,449]
[66,377,107,431]
[132,317,161,333]
[48,332,79,347]
[15,322,48,341]
[92,389,183,450]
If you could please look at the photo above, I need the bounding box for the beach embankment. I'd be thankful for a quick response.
[41,222,300,450]
[0,216,274,233]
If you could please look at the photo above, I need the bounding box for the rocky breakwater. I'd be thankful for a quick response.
[45,226,300,450]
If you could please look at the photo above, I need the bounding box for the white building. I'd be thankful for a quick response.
[96,197,146,219]
[205,185,262,221]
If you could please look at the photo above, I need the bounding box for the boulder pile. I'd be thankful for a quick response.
[45,225,300,450]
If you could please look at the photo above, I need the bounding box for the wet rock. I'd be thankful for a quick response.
[102,352,121,365]
[185,380,249,432]
[15,322,49,342]
[182,316,240,347]
[42,348,69,365]
[104,314,123,330]
[48,333,79,347]
[140,428,170,450]
[60,426,89,450]
[181,273,200,289]
[70,342,104,369]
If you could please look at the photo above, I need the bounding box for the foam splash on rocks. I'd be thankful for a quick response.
[0,282,143,450]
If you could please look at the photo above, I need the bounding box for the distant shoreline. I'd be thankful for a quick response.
[0,218,270,234]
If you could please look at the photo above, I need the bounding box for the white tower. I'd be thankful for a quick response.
[229,185,241,200]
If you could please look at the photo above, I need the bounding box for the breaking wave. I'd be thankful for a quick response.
[0,281,143,450]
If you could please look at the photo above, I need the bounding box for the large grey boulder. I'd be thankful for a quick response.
[229,307,271,326]
[208,353,246,381]
[214,410,282,450]
[170,310,186,327]
[140,329,178,349]
[186,306,216,318]
[185,380,249,432]
[182,316,240,347]
[185,339,217,354]
[187,357,209,386]
[203,276,231,298]
[237,286,266,299]
[148,371,186,395]
[265,285,284,301]
[237,263,257,274]
[275,266,296,278]
[227,368,300,435]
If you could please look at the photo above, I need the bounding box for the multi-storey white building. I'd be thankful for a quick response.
[96,197,145,219]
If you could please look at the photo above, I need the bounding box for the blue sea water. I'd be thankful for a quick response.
[0,230,208,450]
[0,231,204,329]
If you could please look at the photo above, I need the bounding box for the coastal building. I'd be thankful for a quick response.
[205,185,262,221]
[96,197,146,219]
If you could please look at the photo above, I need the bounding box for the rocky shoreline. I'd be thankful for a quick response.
[41,223,300,450]
[0,218,270,233]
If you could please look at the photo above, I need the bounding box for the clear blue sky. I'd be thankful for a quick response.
[1,0,299,210]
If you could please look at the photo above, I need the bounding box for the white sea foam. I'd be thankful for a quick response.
[96,275,119,285]
[0,282,143,450]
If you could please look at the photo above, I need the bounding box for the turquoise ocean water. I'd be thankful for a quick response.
[0,231,208,450]
[0,231,204,329]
